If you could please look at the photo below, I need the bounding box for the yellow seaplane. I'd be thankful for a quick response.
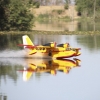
[19,58,81,81]
[18,35,81,59]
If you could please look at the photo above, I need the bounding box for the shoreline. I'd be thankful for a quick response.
[0,30,100,35]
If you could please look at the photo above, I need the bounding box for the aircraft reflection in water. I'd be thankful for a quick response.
[19,58,81,81]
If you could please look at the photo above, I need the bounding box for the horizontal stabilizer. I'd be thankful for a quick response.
[18,44,36,49]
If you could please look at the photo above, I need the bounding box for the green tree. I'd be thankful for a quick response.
[0,0,34,31]
[29,0,40,8]
[75,0,100,18]
[0,0,10,30]
[64,0,69,9]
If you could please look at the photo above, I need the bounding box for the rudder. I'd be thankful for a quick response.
[22,35,34,48]
[22,35,37,55]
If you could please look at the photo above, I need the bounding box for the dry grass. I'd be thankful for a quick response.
[30,5,78,19]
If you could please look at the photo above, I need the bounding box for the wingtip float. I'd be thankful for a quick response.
[18,35,81,59]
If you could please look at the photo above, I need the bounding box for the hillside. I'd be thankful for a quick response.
[31,5,79,19]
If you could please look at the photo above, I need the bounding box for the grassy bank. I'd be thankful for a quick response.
[0,30,100,35]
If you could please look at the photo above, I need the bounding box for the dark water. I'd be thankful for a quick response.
[0,34,100,100]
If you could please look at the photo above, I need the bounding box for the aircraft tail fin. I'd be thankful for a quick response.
[22,35,34,48]
[22,35,37,55]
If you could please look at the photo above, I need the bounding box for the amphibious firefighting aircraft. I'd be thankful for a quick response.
[18,35,81,59]
[19,58,81,81]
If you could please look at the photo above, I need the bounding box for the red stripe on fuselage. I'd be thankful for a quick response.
[56,53,76,59]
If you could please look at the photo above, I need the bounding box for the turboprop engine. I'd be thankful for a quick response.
[43,42,56,48]
[57,43,70,48]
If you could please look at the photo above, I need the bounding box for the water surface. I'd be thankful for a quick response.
[0,34,100,100]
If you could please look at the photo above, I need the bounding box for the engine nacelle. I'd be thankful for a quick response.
[43,42,56,48]
[57,43,69,48]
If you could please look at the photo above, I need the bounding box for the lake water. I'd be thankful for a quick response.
[0,34,100,100]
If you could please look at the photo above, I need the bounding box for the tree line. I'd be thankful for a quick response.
[0,0,68,31]
[32,0,65,5]
[76,0,100,19]
[1,0,100,31]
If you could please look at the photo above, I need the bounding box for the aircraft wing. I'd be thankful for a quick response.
[18,44,36,48]
[18,44,51,49]
[35,45,51,48]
